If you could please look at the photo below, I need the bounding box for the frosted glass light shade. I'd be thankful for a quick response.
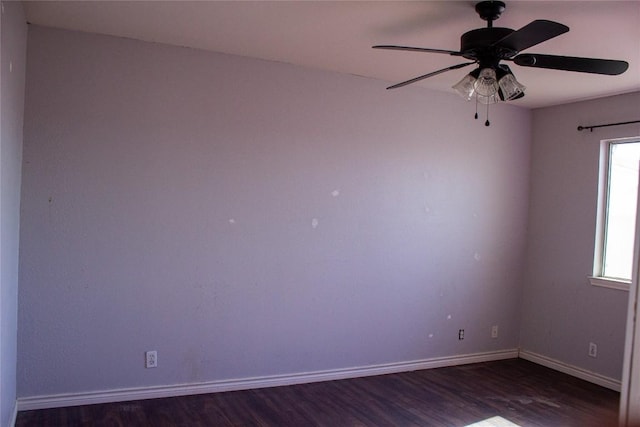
[452,74,476,101]
[498,73,526,101]
[477,92,500,105]
[474,68,499,97]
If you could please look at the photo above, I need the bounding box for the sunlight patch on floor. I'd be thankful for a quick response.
[464,416,522,427]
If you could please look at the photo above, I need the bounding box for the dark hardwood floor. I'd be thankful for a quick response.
[16,358,619,426]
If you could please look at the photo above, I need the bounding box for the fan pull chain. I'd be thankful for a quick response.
[474,95,479,120]
[485,102,490,126]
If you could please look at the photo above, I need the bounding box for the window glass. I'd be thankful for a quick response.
[603,141,640,280]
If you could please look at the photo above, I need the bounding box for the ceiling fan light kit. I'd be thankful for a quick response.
[373,0,629,126]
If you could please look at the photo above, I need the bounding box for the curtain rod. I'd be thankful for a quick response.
[577,120,640,132]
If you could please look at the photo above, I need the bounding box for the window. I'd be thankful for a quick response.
[590,138,640,290]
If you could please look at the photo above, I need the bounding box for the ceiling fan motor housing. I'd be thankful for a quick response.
[460,27,517,67]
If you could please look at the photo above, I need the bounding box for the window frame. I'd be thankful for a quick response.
[589,136,640,291]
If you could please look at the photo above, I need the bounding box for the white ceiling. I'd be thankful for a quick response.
[23,1,640,109]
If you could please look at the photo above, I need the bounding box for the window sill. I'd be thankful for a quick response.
[588,276,630,292]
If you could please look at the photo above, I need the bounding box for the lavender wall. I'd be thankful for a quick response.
[0,1,27,424]
[521,92,640,380]
[18,26,531,398]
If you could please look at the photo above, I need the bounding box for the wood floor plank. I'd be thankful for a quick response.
[16,359,619,426]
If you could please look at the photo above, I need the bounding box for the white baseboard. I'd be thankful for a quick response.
[17,348,518,411]
[519,349,621,392]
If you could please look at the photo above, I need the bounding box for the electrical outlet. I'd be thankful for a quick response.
[491,325,499,339]
[145,350,158,368]
[458,329,465,340]
[588,342,597,358]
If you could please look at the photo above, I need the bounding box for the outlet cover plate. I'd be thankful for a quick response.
[588,342,597,358]
[491,325,499,338]
[145,350,158,368]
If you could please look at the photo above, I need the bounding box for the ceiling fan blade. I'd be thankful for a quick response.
[493,20,569,53]
[386,62,475,90]
[514,54,629,75]
[373,45,463,56]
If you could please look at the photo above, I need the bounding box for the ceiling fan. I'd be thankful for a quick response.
[373,1,629,125]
